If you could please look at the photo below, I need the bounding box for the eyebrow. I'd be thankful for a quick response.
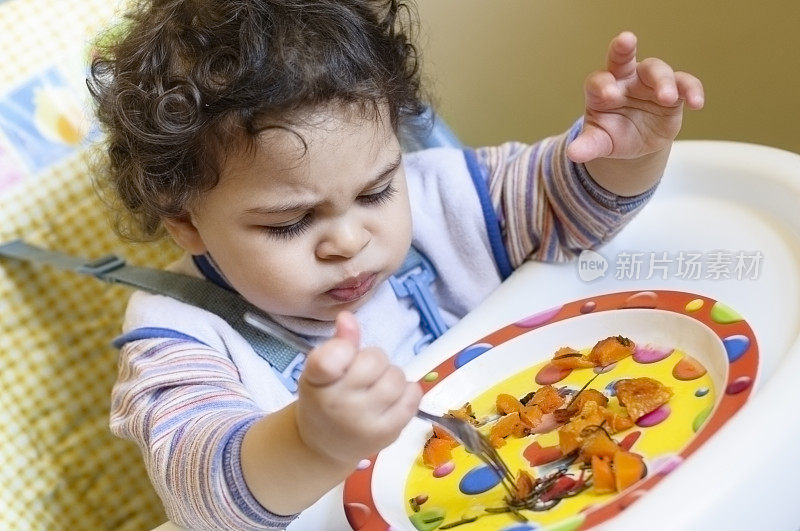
[244,153,403,216]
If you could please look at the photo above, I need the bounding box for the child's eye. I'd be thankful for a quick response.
[262,214,312,240]
[358,182,397,206]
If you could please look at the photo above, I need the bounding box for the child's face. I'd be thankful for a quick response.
[164,105,412,321]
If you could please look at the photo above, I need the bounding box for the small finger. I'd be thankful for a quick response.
[636,58,679,105]
[375,382,423,439]
[369,365,409,408]
[606,31,638,79]
[675,71,705,110]
[584,70,624,110]
[344,347,391,388]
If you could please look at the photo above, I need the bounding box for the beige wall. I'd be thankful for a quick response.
[417,1,800,154]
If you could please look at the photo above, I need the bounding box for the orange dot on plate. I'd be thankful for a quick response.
[622,291,658,309]
[344,502,371,529]
[535,363,572,385]
[672,355,707,381]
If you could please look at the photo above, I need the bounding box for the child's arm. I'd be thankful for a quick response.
[470,32,702,266]
[566,31,704,195]
[241,312,423,515]
[112,311,420,527]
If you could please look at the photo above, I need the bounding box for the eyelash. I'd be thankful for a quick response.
[263,214,313,240]
[358,182,397,206]
[263,182,398,240]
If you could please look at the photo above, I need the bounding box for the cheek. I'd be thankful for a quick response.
[207,233,309,295]
[388,178,413,237]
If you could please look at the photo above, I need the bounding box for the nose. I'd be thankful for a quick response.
[315,216,370,260]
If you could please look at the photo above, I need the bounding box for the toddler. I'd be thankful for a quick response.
[88,0,703,528]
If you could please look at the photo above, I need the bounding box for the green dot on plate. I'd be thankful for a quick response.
[685,298,704,312]
[546,513,586,531]
[423,372,439,382]
[409,507,446,531]
[692,404,713,433]
[710,302,743,324]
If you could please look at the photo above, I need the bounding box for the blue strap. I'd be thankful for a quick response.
[389,247,449,353]
[112,327,207,348]
[462,149,514,280]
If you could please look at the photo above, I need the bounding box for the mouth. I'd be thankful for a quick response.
[326,272,378,303]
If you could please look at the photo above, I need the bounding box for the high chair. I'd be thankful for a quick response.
[0,3,459,529]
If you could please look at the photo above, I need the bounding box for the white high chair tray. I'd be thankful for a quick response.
[286,140,800,531]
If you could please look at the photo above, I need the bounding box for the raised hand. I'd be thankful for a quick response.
[567,31,704,164]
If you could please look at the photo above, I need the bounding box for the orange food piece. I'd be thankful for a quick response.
[591,455,616,494]
[519,404,543,430]
[432,425,459,446]
[570,389,609,413]
[447,402,479,425]
[490,411,522,448]
[557,401,604,454]
[601,408,634,433]
[587,336,635,367]
[613,450,646,492]
[527,385,565,413]
[422,437,453,468]
[615,377,674,421]
[496,393,524,415]
[556,388,609,423]
[551,347,595,369]
[513,470,537,502]
[579,427,620,462]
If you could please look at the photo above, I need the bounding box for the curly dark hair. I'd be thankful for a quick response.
[88,0,426,241]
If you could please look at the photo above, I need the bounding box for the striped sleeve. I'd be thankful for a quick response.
[110,338,298,530]
[473,119,657,267]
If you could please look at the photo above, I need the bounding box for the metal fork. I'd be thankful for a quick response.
[415,409,517,494]
[244,312,518,493]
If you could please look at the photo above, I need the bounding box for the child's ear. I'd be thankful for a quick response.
[162,215,208,255]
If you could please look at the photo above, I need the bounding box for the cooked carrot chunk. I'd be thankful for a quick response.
[527,385,565,413]
[422,437,453,468]
[490,411,522,448]
[557,401,604,454]
[591,455,615,494]
[613,450,646,492]
[615,377,673,421]
[579,427,620,462]
[551,347,595,369]
[496,393,524,415]
[432,425,459,446]
[587,336,635,366]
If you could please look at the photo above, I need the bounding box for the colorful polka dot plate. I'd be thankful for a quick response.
[343,291,758,530]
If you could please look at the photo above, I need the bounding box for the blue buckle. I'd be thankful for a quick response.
[77,254,126,278]
[389,248,448,350]
[273,352,305,393]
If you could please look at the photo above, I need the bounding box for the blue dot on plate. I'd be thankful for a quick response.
[501,525,539,531]
[455,343,492,369]
[605,379,619,397]
[459,465,502,494]
[695,387,709,397]
[723,335,750,363]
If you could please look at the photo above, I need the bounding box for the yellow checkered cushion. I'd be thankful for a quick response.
[0,1,180,528]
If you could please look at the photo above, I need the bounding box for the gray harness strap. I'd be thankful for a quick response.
[0,239,303,372]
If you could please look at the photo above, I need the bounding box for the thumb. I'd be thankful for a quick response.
[566,124,613,163]
[333,311,360,348]
[300,312,361,387]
